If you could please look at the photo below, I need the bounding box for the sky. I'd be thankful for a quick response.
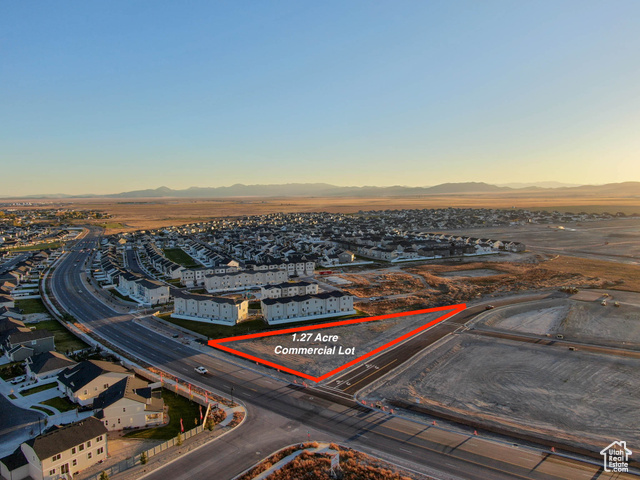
[1,1,639,196]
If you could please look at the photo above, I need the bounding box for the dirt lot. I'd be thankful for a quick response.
[477,297,640,349]
[227,310,446,379]
[355,260,605,316]
[438,218,640,265]
[364,333,640,450]
[338,272,426,298]
[540,255,640,292]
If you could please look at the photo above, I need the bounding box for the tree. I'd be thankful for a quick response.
[176,433,183,446]
[140,452,148,465]
[99,471,109,480]
[205,418,215,431]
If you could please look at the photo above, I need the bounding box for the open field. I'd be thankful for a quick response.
[477,297,640,348]
[11,196,640,232]
[338,272,426,298]
[15,298,49,314]
[439,218,640,265]
[354,260,605,316]
[229,310,445,379]
[540,255,640,292]
[364,333,640,450]
[162,248,199,268]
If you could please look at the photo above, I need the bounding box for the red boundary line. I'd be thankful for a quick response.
[208,303,466,383]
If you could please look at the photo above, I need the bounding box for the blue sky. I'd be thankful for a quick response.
[2,1,639,195]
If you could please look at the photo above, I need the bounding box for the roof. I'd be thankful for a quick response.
[29,351,77,375]
[173,290,245,305]
[26,417,107,459]
[263,281,314,290]
[93,376,152,410]
[262,290,347,306]
[135,278,167,290]
[58,360,130,392]
[0,447,28,471]
[7,329,55,345]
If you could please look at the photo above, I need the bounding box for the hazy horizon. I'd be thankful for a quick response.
[2,1,639,196]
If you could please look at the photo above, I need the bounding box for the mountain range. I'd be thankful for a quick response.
[4,182,640,199]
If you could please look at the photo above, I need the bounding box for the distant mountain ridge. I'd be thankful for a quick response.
[104,182,512,198]
[4,181,640,199]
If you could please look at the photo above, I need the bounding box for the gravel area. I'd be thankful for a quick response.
[477,298,640,348]
[363,333,640,449]
[229,311,446,379]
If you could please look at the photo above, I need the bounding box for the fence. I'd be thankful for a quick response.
[83,425,205,480]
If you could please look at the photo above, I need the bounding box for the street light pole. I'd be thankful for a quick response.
[230,386,235,405]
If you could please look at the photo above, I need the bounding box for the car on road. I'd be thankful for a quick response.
[485,305,495,310]
[194,366,208,375]
[614,301,620,307]
[601,300,607,306]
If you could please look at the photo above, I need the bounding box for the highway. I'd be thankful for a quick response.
[47,229,636,480]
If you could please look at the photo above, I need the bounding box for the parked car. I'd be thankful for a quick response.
[194,366,208,375]
[10,375,25,385]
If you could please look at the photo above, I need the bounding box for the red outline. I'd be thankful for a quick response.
[208,304,466,383]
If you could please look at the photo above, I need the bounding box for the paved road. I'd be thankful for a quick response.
[0,393,46,457]
[47,230,638,480]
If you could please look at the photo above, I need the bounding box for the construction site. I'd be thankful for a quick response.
[361,292,640,455]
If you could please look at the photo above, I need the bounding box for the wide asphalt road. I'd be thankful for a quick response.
[48,229,635,480]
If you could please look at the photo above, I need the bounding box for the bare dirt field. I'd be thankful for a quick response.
[540,255,640,292]
[355,260,605,316]
[438,268,501,278]
[226,310,445,379]
[17,196,640,232]
[338,272,426,298]
[439,218,640,265]
[364,333,640,450]
[477,297,640,349]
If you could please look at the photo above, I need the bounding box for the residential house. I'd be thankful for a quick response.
[0,417,107,480]
[57,360,132,406]
[173,290,248,325]
[94,376,164,431]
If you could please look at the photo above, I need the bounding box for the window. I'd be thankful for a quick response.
[97,447,104,455]
[87,440,91,447]
[103,384,109,389]
[97,435,103,442]
[72,447,76,454]
[87,452,92,460]
[79,444,85,451]
[72,459,77,467]
[122,407,126,412]
[49,469,56,475]
[52,454,61,461]
[117,418,121,424]
[83,389,88,395]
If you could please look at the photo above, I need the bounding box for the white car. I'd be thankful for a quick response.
[194,366,208,375]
